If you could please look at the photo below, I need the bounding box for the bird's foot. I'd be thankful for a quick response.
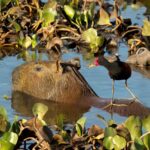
[129,97,143,105]
[102,102,127,110]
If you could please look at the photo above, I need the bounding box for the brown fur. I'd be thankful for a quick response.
[12,61,96,103]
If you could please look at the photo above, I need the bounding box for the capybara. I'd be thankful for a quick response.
[12,60,97,103]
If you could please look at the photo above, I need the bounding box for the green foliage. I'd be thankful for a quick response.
[81,28,104,52]
[113,135,126,149]
[75,117,86,136]
[142,115,150,132]
[125,115,142,140]
[0,106,8,133]
[0,106,19,150]
[64,5,75,19]
[142,19,150,36]
[32,103,48,120]
[143,134,150,150]
[0,0,12,9]
[42,2,57,27]
[56,114,65,130]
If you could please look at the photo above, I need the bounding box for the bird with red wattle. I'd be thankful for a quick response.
[93,50,140,109]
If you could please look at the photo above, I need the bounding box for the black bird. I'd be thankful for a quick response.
[94,51,139,108]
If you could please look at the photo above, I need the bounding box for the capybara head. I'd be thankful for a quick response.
[12,61,96,103]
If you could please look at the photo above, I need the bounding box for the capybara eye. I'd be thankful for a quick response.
[35,66,42,72]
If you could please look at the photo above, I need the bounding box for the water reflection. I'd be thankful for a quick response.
[12,91,90,125]
[12,90,150,125]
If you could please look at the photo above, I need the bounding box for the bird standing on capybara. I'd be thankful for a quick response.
[12,60,97,103]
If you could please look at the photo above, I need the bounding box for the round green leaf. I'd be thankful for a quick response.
[104,127,117,137]
[64,5,75,19]
[124,116,142,140]
[22,35,32,49]
[113,135,126,149]
[32,103,48,119]
[42,8,57,27]
[0,139,14,150]
[103,136,114,150]
[81,28,104,52]
[2,132,18,145]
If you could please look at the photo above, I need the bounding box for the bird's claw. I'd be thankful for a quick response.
[102,103,127,110]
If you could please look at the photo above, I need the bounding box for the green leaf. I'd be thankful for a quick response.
[42,8,57,27]
[88,2,95,19]
[134,138,145,150]
[32,103,48,120]
[142,19,150,36]
[81,28,104,52]
[125,116,142,140]
[75,117,86,136]
[64,5,75,19]
[104,127,117,137]
[13,21,21,32]
[113,135,126,149]
[103,136,114,150]
[142,115,150,132]
[0,0,11,9]
[0,105,8,121]
[143,134,150,150]
[0,139,14,150]
[56,114,65,130]
[76,123,82,136]
[2,132,18,145]
[97,114,107,126]
[3,95,9,100]
[70,0,79,8]
[31,34,38,49]
[22,35,32,49]
[108,119,116,127]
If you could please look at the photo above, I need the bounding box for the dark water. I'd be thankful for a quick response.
[0,1,150,127]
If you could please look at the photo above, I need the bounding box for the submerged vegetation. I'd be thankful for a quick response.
[0,0,150,149]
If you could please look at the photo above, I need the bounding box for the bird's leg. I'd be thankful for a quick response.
[102,80,115,111]
[102,80,127,111]
[125,80,141,103]
[111,79,115,104]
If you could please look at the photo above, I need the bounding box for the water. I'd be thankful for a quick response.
[0,1,150,127]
